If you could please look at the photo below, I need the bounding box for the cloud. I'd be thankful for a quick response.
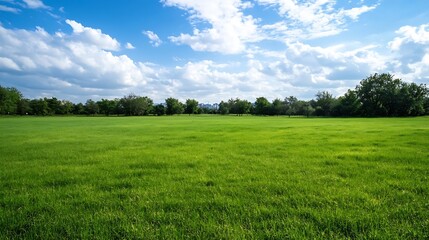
[125,42,135,49]
[0,0,52,13]
[143,30,162,47]
[0,4,20,13]
[389,24,429,51]
[228,40,389,99]
[160,41,385,102]
[163,0,376,53]
[163,0,260,54]
[0,57,21,71]
[388,23,429,82]
[341,5,377,21]
[0,21,155,102]
[22,0,48,9]
[161,60,269,102]
[65,20,121,51]
[2,8,428,105]
[0,19,390,103]
[258,0,377,39]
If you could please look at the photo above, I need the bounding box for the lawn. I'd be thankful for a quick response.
[0,116,428,239]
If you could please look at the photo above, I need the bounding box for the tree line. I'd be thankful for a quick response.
[1,73,428,117]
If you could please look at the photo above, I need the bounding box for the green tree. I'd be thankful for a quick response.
[424,95,429,115]
[284,96,298,117]
[98,99,117,116]
[73,103,85,115]
[165,98,183,115]
[112,99,122,115]
[237,99,252,116]
[153,104,166,116]
[271,98,285,116]
[17,98,31,115]
[254,97,271,115]
[314,91,335,116]
[334,90,361,116]
[133,96,153,116]
[120,94,153,116]
[60,100,74,115]
[356,73,428,116]
[185,99,199,115]
[229,98,251,116]
[45,97,62,115]
[120,94,134,116]
[302,101,315,118]
[85,99,99,115]
[218,101,230,115]
[396,82,427,116]
[30,99,49,115]
[356,73,401,116]
[0,86,22,115]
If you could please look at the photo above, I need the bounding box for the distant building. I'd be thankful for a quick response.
[199,103,219,110]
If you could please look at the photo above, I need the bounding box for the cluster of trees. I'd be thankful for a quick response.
[0,89,211,116]
[1,73,428,117]
[314,73,428,117]
[218,97,316,117]
[219,73,428,117]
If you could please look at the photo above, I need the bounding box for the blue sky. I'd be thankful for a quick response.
[1,0,429,103]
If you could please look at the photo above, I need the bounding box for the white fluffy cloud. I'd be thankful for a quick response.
[22,0,48,9]
[0,19,400,103]
[125,42,135,49]
[389,24,429,51]
[143,31,162,47]
[0,21,154,101]
[224,41,387,98]
[65,20,121,51]
[389,24,429,82]
[158,40,387,102]
[0,4,20,13]
[258,0,377,39]
[163,0,376,54]
[163,0,260,54]
[161,23,428,102]
[0,57,21,71]
[1,3,428,104]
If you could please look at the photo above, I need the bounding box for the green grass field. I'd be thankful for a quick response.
[0,116,428,239]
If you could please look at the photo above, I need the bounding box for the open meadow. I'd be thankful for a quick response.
[0,116,428,239]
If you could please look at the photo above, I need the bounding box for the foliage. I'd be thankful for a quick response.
[16,98,31,115]
[165,97,184,115]
[355,73,428,116]
[73,103,85,115]
[120,94,153,116]
[85,99,99,115]
[46,97,62,115]
[218,101,229,115]
[98,99,118,116]
[254,97,271,115]
[314,91,335,116]
[0,85,22,114]
[333,90,361,117]
[229,98,252,116]
[184,99,199,115]
[30,98,49,115]
[284,96,298,117]
[153,104,166,116]
[271,98,284,115]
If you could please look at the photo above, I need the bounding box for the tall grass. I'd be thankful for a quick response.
[0,116,428,239]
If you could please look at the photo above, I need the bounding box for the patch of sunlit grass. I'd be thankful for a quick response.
[0,116,428,239]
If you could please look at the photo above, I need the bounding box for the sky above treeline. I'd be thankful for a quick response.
[1,0,429,103]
